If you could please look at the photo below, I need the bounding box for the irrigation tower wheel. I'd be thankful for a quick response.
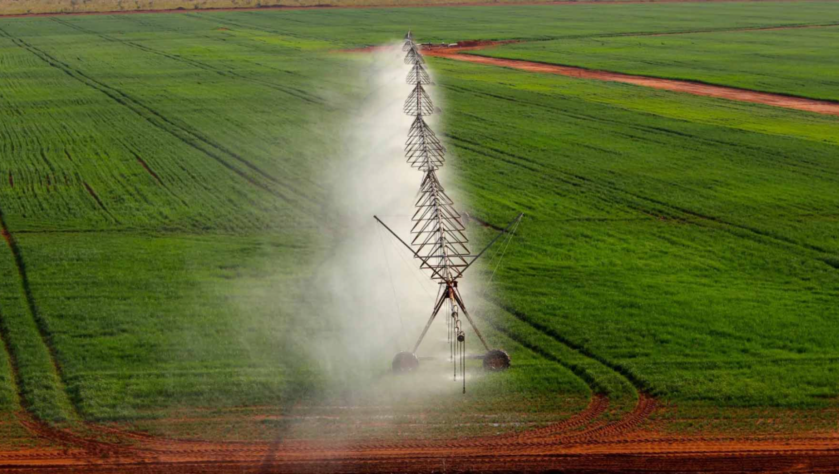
[483,349,511,371]
[392,352,420,373]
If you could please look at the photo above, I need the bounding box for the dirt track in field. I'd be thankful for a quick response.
[1,391,837,473]
[418,41,839,115]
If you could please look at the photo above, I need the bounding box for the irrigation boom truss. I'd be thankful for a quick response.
[375,32,523,391]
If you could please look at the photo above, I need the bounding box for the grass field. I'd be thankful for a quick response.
[475,25,839,100]
[0,1,836,441]
[0,0,642,16]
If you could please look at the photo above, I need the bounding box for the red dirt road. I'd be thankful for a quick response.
[422,42,839,115]
[1,394,837,473]
[1,422,836,473]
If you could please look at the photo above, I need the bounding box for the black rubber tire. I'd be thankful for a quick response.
[392,352,420,373]
[483,349,511,371]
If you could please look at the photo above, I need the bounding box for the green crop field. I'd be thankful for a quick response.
[0,0,592,16]
[475,25,839,101]
[0,1,836,445]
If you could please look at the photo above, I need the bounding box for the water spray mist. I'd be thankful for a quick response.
[374,32,523,393]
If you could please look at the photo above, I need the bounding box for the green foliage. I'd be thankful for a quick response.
[0,326,17,413]
[1,0,602,16]
[434,58,837,407]
[183,1,838,46]
[0,230,76,421]
[14,233,326,420]
[0,2,835,430]
[476,26,839,101]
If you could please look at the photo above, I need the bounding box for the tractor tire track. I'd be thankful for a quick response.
[0,207,80,421]
[6,391,837,473]
[440,82,833,177]
[0,226,24,413]
[17,416,130,457]
[492,297,653,394]
[552,393,657,443]
[50,17,323,107]
[0,27,297,205]
[81,182,119,224]
[11,425,836,473]
[131,153,163,186]
[516,394,610,441]
[86,397,608,452]
[115,14,306,81]
[79,383,613,454]
[48,17,325,202]
[182,13,325,105]
[448,133,834,257]
[473,296,659,446]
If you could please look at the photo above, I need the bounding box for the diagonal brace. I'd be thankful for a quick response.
[374,215,448,282]
[453,212,523,281]
[412,286,449,353]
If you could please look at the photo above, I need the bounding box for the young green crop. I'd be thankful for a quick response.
[0,0,612,16]
[474,26,839,101]
[0,2,836,435]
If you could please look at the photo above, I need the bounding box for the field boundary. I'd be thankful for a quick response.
[0,0,824,19]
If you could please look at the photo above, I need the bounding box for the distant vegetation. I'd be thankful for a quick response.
[0,0,600,16]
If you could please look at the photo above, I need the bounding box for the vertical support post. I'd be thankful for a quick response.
[452,288,491,352]
[411,286,449,354]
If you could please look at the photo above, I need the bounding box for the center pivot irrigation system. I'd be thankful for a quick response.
[374,32,524,392]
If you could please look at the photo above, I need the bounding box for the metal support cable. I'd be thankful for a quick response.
[480,218,522,299]
[376,223,408,348]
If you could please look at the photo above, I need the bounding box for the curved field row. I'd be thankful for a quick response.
[1,241,661,466]
[1,410,835,472]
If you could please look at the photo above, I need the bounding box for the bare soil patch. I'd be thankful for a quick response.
[1,392,836,473]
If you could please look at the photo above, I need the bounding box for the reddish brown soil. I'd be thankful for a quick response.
[1,393,837,473]
[0,0,814,19]
[1,424,836,473]
[133,154,163,186]
[421,42,839,115]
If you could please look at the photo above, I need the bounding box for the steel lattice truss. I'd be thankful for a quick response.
[403,33,469,282]
[376,32,521,385]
